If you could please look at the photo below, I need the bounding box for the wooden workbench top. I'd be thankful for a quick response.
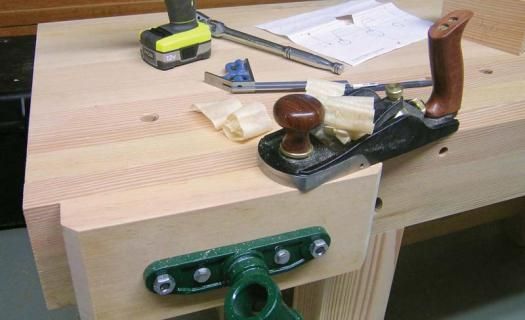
[24,0,525,310]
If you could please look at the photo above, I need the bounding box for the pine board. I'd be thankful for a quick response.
[61,166,381,319]
[23,0,525,311]
[294,229,404,320]
[443,0,525,55]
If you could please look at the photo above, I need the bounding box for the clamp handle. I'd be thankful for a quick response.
[224,252,302,320]
[425,10,473,118]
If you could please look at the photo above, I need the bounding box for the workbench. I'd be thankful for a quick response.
[23,0,525,319]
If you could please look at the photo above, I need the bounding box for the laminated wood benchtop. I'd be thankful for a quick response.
[23,0,525,314]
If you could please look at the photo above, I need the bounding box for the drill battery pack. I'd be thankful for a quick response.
[140,21,211,70]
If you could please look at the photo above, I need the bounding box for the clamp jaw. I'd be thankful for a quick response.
[144,227,331,320]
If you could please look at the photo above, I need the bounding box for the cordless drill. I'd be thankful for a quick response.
[140,0,211,70]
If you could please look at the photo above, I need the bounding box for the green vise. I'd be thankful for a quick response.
[143,226,331,320]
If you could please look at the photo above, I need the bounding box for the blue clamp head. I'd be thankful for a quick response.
[223,59,254,82]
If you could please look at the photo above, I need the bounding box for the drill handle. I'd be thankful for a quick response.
[165,0,197,25]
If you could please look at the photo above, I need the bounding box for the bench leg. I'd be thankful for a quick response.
[293,229,404,320]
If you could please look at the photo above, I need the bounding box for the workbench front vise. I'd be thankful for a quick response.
[144,227,331,320]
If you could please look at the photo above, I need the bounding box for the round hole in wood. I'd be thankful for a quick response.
[375,197,383,211]
[141,113,159,122]
[439,147,449,156]
[479,69,494,75]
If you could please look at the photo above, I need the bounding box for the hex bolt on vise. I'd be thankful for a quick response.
[143,226,331,320]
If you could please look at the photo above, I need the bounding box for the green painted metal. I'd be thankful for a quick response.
[143,226,330,320]
[223,252,302,320]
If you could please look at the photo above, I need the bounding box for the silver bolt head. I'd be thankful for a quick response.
[310,239,329,258]
[274,249,291,265]
[193,267,212,284]
[153,274,176,296]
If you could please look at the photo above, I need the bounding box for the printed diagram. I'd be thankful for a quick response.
[306,27,359,48]
[306,32,335,47]
[284,2,432,66]
[365,28,385,38]
[332,28,353,45]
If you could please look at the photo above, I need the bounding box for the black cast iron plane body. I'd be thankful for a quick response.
[258,90,459,192]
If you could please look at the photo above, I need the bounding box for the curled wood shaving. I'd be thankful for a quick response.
[223,102,273,142]
[306,79,375,141]
[306,79,346,98]
[191,98,243,129]
[323,96,375,134]
[193,98,272,142]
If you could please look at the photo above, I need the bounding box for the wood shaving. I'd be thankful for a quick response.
[306,79,375,139]
[324,126,352,144]
[322,96,375,135]
[306,78,346,100]
[222,102,273,142]
[191,98,243,129]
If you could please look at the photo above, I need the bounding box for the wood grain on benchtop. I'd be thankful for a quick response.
[24,0,525,309]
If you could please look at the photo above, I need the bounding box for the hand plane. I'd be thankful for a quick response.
[258,10,473,192]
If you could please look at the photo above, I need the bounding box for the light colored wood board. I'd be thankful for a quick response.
[373,101,525,235]
[22,0,525,309]
[443,0,525,55]
[61,166,381,319]
[25,3,523,117]
[24,204,77,308]
[403,196,525,245]
[294,229,403,320]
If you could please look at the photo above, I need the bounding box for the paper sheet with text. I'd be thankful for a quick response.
[258,1,432,66]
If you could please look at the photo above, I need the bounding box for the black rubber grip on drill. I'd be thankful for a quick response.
[165,0,196,25]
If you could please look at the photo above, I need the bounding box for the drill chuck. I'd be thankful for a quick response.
[165,0,197,26]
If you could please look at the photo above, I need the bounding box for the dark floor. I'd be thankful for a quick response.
[387,220,525,320]
[1,219,525,319]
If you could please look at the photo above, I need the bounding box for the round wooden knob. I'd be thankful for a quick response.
[273,94,324,159]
